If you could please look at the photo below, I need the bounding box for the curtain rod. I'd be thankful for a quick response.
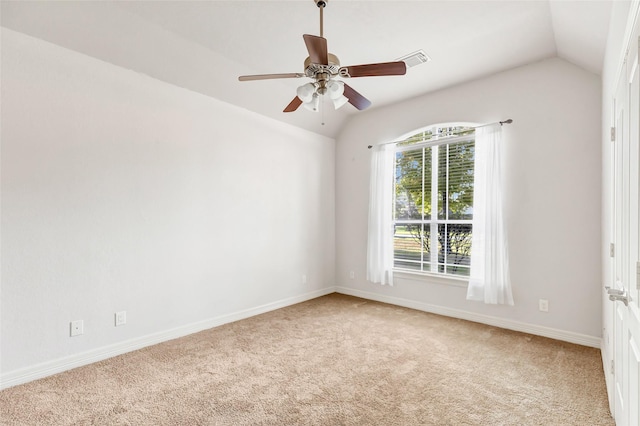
[367,119,513,149]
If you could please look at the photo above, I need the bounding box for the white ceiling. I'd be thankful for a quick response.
[1,1,612,138]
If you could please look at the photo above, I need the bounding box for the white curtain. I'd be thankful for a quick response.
[466,123,514,305]
[366,144,395,286]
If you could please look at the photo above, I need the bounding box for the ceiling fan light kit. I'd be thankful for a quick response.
[238,0,409,113]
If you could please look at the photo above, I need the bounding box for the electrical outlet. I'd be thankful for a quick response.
[302,275,307,284]
[115,311,127,327]
[349,271,355,279]
[539,299,549,312]
[70,320,84,337]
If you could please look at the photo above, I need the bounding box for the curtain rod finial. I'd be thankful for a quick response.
[368,145,373,149]
[500,119,513,125]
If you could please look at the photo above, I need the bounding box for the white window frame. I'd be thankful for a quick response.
[392,127,475,280]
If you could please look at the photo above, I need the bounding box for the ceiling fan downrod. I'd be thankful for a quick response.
[316,0,326,38]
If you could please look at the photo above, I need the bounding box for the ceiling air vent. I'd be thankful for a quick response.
[396,50,431,68]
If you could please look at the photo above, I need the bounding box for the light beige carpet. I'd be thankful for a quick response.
[0,294,612,425]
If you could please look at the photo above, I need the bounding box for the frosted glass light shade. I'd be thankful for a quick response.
[303,93,320,112]
[327,80,345,100]
[332,95,349,110]
[296,83,316,103]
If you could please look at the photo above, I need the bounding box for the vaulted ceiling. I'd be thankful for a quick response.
[1,1,612,138]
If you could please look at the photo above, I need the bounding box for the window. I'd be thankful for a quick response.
[393,125,475,277]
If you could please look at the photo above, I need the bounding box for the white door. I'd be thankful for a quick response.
[627,39,640,426]
[612,56,628,425]
[609,32,640,426]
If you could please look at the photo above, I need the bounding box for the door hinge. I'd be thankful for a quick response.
[610,243,615,258]
[611,127,616,142]
[611,359,615,374]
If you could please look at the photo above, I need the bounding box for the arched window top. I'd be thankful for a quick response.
[395,122,479,147]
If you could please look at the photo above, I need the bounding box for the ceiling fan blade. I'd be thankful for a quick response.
[303,34,328,65]
[239,73,304,81]
[340,61,407,78]
[343,84,371,110]
[284,96,303,113]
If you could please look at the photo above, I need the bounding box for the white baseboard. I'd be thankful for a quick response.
[2,286,601,390]
[0,287,336,390]
[335,286,602,348]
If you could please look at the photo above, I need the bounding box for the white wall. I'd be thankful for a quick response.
[336,57,602,343]
[0,29,335,383]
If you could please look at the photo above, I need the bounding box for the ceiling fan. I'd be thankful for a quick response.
[238,0,407,113]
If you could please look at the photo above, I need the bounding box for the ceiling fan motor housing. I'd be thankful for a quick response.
[304,53,340,78]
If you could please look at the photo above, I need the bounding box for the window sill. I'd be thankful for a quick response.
[393,269,469,288]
